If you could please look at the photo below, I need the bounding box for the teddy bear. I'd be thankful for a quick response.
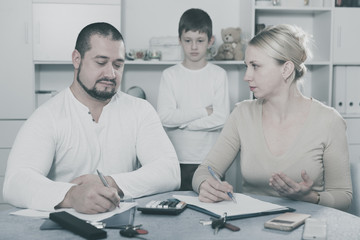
[216,43,235,60]
[214,27,243,61]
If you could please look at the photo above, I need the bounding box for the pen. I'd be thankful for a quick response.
[97,169,120,208]
[97,169,110,187]
[208,166,237,204]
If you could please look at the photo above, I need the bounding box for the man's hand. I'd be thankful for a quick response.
[198,177,234,203]
[57,174,121,214]
[269,170,318,203]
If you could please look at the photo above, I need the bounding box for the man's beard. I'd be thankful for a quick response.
[77,66,117,101]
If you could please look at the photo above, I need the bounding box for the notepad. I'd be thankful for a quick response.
[173,193,294,220]
[11,201,137,222]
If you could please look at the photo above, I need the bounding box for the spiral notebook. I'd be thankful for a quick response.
[173,193,295,220]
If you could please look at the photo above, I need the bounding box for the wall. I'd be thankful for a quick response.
[121,0,250,50]
[120,0,252,109]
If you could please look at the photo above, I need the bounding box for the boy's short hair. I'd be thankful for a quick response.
[178,8,212,40]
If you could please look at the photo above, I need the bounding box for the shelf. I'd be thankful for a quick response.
[34,59,328,66]
[34,60,246,66]
[333,62,360,66]
[32,0,121,4]
[125,60,245,65]
[255,6,332,13]
[34,61,72,65]
[305,61,331,65]
[343,115,360,119]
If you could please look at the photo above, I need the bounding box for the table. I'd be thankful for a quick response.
[1,191,360,240]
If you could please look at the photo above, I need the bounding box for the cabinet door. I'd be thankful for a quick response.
[0,0,34,119]
[333,66,346,114]
[0,149,10,205]
[333,8,360,64]
[0,121,25,148]
[33,2,121,62]
[345,67,360,115]
[346,120,360,216]
[349,158,360,217]
[0,121,24,205]
[346,118,360,144]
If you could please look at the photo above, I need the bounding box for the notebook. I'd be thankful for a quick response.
[173,193,295,220]
[41,206,136,230]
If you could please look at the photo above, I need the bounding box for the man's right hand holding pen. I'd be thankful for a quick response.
[55,174,121,214]
[198,166,237,204]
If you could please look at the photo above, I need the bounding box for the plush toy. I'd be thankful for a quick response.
[216,43,235,60]
[214,27,243,61]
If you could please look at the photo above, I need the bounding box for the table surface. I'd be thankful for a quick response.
[1,191,360,240]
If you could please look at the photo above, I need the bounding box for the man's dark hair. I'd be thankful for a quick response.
[75,22,124,58]
[178,8,212,40]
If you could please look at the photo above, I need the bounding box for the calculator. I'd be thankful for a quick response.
[137,198,187,215]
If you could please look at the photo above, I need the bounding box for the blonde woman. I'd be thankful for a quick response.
[192,24,352,211]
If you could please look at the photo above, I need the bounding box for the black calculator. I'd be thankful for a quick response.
[137,198,187,215]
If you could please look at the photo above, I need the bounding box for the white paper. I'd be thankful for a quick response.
[10,201,137,222]
[173,193,287,217]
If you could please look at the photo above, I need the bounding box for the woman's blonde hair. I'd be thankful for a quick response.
[249,24,312,82]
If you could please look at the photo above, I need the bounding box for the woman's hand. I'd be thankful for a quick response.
[198,177,234,203]
[269,170,318,203]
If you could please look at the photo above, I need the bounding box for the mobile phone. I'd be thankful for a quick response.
[302,218,327,240]
[264,212,311,231]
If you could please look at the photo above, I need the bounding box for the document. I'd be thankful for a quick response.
[174,193,292,220]
[10,201,137,222]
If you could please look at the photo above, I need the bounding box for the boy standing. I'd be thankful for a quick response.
[157,8,230,190]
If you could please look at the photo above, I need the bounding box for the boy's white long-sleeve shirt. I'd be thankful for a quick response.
[157,63,230,164]
[3,88,180,211]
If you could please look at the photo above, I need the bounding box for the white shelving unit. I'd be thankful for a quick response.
[34,0,251,109]
[253,0,360,216]
[253,2,333,105]
[331,5,360,217]
[0,0,34,210]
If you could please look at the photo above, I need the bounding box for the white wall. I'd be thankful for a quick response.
[121,0,251,50]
